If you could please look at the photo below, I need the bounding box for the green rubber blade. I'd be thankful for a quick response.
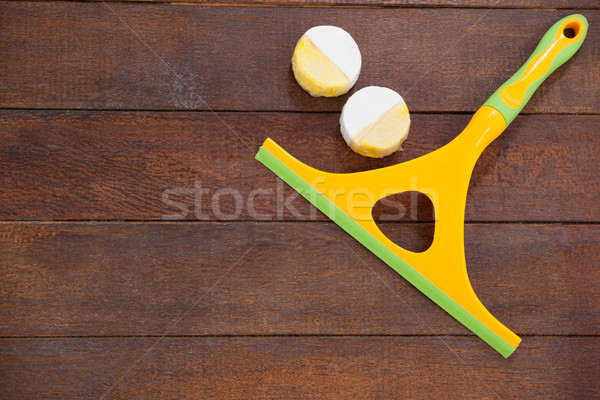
[256,145,516,358]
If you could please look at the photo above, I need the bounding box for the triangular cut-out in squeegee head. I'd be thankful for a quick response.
[256,15,588,357]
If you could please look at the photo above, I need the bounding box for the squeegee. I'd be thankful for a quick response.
[256,15,588,357]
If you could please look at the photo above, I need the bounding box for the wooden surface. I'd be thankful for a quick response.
[17,0,600,10]
[1,337,598,399]
[2,112,598,222]
[1,1,598,399]
[2,4,600,113]
[1,222,599,336]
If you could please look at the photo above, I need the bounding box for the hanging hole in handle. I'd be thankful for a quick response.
[563,19,583,39]
[563,28,576,39]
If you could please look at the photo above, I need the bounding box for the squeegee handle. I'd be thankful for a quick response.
[484,14,588,126]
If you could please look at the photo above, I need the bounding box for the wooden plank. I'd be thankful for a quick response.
[1,222,598,336]
[1,111,598,222]
[1,336,598,399]
[34,1,600,9]
[1,3,598,113]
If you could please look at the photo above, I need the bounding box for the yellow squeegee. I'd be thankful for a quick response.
[256,15,588,357]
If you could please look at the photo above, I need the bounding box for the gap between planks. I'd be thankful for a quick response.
[1,108,600,116]
[0,220,598,224]
[2,334,599,339]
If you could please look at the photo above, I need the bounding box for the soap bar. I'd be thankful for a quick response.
[340,86,411,158]
[292,26,361,97]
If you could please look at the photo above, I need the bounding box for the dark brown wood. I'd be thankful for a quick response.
[1,222,598,336]
[1,336,598,399]
[33,0,600,8]
[1,3,598,398]
[1,111,598,222]
[0,3,598,113]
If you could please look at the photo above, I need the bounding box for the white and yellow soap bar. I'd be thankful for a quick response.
[340,86,411,158]
[292,26,361,97]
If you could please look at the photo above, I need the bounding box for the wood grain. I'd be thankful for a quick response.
[36,0,600,9]
[1,336,598,399]
[1,222,598,336]
[1,3,598,398]
[1,111,598,222]
[1,3,598,113]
